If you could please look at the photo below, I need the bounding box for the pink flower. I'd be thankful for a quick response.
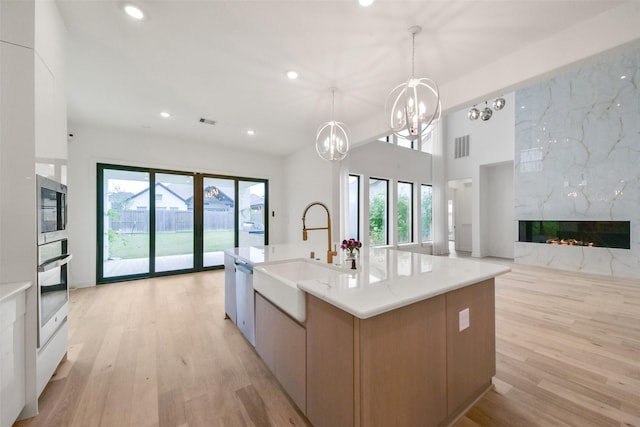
[341,238,362,253]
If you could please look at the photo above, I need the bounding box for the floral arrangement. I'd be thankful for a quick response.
[341,238,362,256]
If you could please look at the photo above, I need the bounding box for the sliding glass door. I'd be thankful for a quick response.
[155,173,194,273]
[203,177,235,268]
[238,180,266,247]
[101,168,150,279]
[98,164,267,284]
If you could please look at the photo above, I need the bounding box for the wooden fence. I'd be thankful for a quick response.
[109,209,235,233]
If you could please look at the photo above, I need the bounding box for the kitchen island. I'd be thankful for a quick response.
[224,245,510,427]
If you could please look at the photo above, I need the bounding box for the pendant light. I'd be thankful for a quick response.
[481,101,493,121]
[316,87,350,162]
[468,97,506,122]
[385,26,440,141]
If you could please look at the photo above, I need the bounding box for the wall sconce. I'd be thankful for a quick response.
[468,97,505,121]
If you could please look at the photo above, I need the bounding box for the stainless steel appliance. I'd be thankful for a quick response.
[35,176,71,395]
[37,239,71,348]
[37,175,68,245]
[234,259,255,346]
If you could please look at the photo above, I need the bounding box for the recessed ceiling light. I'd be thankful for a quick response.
[160,111,171,118]
[620,75,627,80]
[359,0,375,6]
[247,130,255,136]
[124,5,144,20]
[286,70,298,80]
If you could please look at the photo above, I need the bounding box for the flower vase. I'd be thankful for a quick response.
[346,251,357,270]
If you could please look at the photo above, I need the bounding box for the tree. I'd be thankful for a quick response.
[369,194,386,245]
[397,194,409,242]
[422,189,432,240]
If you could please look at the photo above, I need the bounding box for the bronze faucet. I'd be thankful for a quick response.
[302,202,337,264]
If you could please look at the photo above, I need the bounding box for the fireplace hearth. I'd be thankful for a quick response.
[518,221,630,249]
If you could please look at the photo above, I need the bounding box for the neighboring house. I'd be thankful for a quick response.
[124,182,190,211]
[198,185,235,211]
[120,183,236,212]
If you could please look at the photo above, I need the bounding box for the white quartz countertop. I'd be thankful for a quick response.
[225,243,327,266]
[297,248,510,319]
[0,281,31,303]
[227,244,511,320]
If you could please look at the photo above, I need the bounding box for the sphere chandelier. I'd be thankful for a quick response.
[385,26,440,141]
[315,87,350,162]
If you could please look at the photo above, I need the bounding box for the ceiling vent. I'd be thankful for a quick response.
[199,117,216,126]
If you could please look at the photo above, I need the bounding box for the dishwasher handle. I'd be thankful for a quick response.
[234,259,253,274]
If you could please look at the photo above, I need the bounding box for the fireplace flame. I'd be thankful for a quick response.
[545,238,595,247]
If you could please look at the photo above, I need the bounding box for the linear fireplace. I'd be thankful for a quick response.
[518,221,630,249]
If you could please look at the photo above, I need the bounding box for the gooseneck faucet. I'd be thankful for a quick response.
[302,202,337,264]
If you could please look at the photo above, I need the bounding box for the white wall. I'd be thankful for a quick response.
[444,93,515,257]
[282,144,335,253]
[67,124,286,287]
[483,162,515,259]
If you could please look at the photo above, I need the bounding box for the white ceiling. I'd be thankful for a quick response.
[57,0,626,156]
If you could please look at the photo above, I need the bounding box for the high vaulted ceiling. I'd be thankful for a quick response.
[57,0,629,156]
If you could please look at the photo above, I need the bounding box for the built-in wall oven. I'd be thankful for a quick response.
[37,239,71,347]
[36,175,71,349]
[35,175,72,395]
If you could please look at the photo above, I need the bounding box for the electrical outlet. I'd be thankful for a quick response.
[459,308,470,331]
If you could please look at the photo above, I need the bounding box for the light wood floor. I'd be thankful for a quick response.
[15,262,640,427]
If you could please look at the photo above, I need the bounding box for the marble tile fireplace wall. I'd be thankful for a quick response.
[514,47,640,278]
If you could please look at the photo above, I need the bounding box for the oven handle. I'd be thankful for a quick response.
[38,254,73,272]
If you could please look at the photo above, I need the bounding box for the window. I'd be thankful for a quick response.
[369,178,388,246]
[397,182,413,244]
[421,184,433,241]
[97,163,268,284]
[348,175,360,241]
[396,131,414,149]
[378,124,438,153]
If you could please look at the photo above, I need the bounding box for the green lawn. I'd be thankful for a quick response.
[108,230,235,259]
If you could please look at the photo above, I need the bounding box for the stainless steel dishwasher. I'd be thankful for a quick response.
[234,259,255,346]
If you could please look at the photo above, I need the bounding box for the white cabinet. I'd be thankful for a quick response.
[0,282,30,427]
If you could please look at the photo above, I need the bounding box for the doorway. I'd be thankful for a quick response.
[447,178,472,254]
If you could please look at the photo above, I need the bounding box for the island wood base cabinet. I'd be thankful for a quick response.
[253,277,496,427]
[306,278,495,427]
[254,293,306,412]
